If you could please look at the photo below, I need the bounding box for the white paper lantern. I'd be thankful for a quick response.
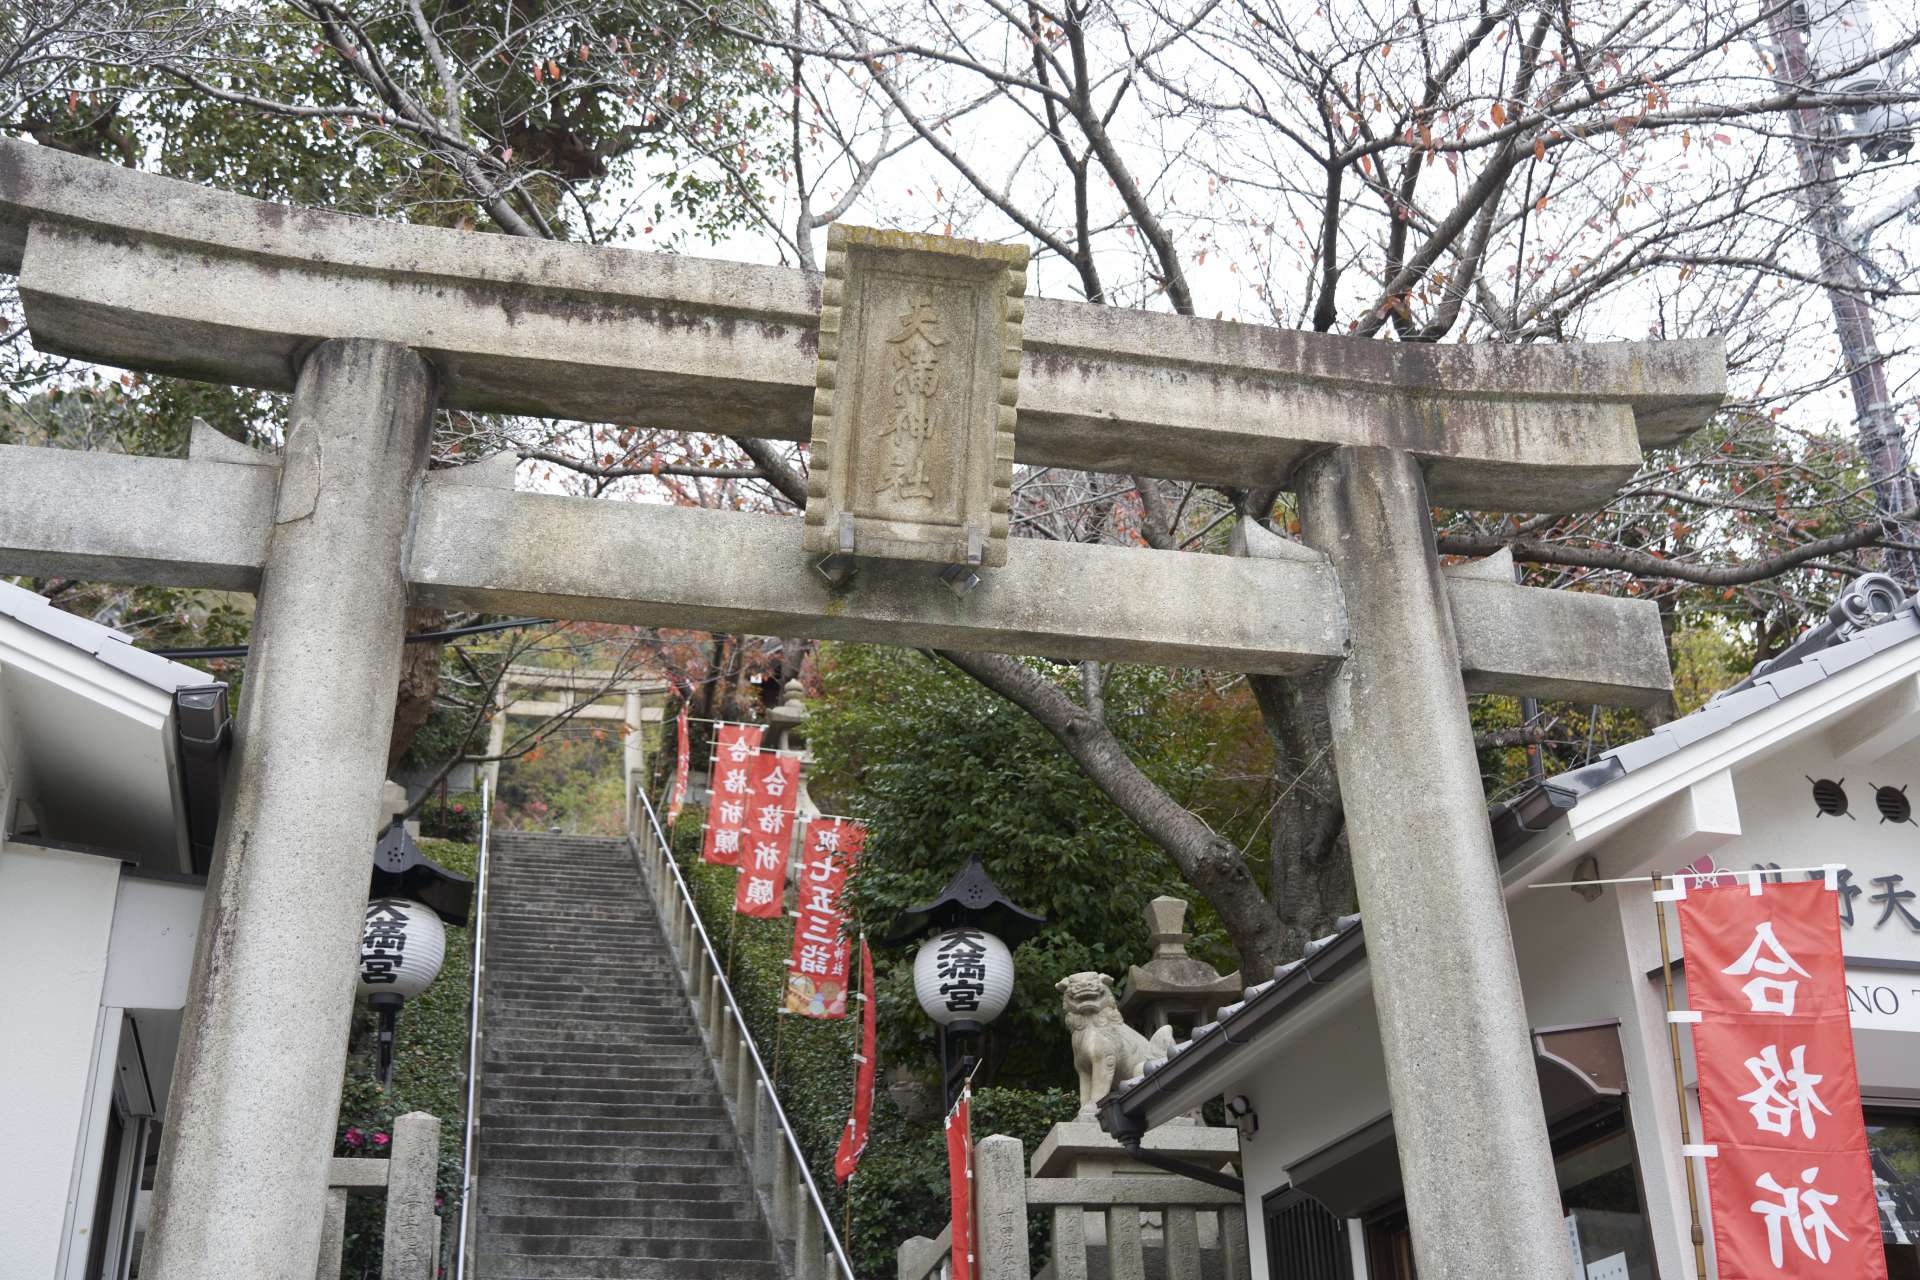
[358,897,446,1000]
[913,927,1013,1026]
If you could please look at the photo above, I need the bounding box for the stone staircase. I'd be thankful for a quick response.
[474,831,783,1279]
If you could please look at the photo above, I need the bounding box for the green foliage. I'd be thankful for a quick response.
[498,730,628,834]
[397,693,486,777]
[844,1087,1077,1279]
[418,789,483,842]
[335,837,476,1276]
[807,644,1240,1090]
[665,810,1076,1278]
[1669,620,1754,716]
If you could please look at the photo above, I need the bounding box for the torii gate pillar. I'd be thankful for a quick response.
[141,340,437,1278]
[1299,446,1567,1278]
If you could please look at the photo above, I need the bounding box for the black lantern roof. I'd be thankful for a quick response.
[369,817,475,928]
[883,858,1045,948]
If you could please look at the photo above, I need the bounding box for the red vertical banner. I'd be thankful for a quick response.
[665,703,691,827]
[700,724,765,865]
[834,939,877,1185]
[1677,879,1886,1279]
[785,819,866,1017]
[733,752,800,918]
[945,1088,974,1280]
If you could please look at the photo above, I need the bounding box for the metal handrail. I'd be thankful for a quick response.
[630,781,858,1280]
[453,777,493,1280]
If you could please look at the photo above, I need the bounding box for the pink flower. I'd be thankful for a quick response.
[452,803,465,814]
[373,1132,390,1148]
[343,1127,364,1148]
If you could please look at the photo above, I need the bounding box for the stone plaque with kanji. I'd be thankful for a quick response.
[803,225,1028,568]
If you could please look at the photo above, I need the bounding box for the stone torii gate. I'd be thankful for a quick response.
[0,140,1722,1279]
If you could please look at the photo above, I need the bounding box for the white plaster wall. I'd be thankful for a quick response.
[0,842,122,1279]
[1233,968,1390,1279]
[1506,719,1920,1279]
[0,655,22,833]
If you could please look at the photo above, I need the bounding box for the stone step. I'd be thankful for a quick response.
[481,1101,720,1123]
[487,990,682,1007]
[483,1158,745,1186]
[486,1069,709,1091]
[486,1030,700,1049]
[486,1085,718,1108]
[483,1041,704,1060]
[484,1171,752,1199]
[478,1136,725,1166]
[481,1113,730,1136]
[481,1194,751,1222]
[482,1047,707,1068]
[475,832,778,1277]
[480,1232,774,1261]
[480,1220,764,1243]
[473,1252,779,1279]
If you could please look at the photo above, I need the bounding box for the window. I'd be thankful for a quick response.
[1869,1108,1920,1279]
[1264,1188,1353,1279]
[1361,1105,1658,1279]
[1555,1108,1658,1279]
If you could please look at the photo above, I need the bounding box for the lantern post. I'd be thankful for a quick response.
[885,859,1044,1110]
[358,817,475,1087]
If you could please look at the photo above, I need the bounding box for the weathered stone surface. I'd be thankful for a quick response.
[804,225,1026,566]
[0,140,1725,509]
[975,1135,1031,1280]
[1029,1120,1239,1180]
[140,340,437,1280]
[409,478,1348,674]
[1118,897,1242,1034]
[1060,972,1176,1119]
[1298,446,1569,1280]
[0,440,1676,699]
[0,444,274,590]
[382,1112,440,1280]
[1448,570,1674,706]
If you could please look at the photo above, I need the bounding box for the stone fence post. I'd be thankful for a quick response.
[976,1135,1030,1280]
[383,1111,442,1279]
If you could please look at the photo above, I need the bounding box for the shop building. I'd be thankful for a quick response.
[1102,585,1920,1278]
[0,581,230,1279]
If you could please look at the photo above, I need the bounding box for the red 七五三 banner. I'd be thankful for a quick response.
[785,818,865,1018]
[1677,878,1885,1279]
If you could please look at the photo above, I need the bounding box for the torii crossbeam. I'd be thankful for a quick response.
[0,139,1723,1280]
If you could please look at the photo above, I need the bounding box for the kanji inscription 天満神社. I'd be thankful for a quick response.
[802,224,1027,570]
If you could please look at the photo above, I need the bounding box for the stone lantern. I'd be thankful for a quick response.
[1118,897,1242,1041]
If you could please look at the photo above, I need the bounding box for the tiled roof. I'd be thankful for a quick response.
[0,579,214,693]
[1103,574,1920,1133]
[1495,572,1920,835]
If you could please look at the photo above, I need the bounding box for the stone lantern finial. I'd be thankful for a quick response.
[1145,896,1191,960]
[1118,896,1242,1037]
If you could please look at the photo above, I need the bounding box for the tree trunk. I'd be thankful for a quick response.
[937,648,1291,976]
[386,607,446,772]
[1248,673,1355,957]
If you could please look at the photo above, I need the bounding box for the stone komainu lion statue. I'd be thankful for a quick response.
[1058,971,1177,1118]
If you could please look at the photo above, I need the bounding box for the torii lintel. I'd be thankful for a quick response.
[0,140,1723,512]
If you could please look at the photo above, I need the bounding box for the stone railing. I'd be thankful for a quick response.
[898,1133,1253,1280]
[316,1110,442,1280]
[629,779,856,1280]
